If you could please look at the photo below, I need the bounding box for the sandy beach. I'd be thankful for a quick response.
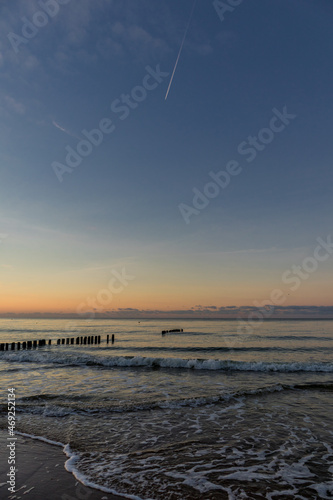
[0,431,124,500]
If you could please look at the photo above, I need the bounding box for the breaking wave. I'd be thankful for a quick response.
[2,349,333,372]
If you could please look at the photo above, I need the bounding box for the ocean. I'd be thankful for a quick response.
[0,318,332,499]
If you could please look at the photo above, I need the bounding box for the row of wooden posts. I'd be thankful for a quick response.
[0,334,115,351]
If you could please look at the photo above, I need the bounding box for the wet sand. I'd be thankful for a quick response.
[0,431,126,500]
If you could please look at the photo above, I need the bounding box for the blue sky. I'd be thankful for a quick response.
[0,0,332,317]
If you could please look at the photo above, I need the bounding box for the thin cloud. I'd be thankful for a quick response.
[4,95,26,115]
[109,21,170,61]
[52,120,81,140]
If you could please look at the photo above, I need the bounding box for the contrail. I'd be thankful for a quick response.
[165,0,197,100]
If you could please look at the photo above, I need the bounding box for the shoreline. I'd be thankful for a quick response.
[0,430,128,500]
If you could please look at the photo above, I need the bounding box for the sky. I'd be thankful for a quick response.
[0,0,333,319]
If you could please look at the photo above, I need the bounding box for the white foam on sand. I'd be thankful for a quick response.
[64,445,146,500]
[16,430,64,447]
[15,432,145,500]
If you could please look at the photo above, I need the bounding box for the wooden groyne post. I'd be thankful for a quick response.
[0,339,49,351]
[0,335,106,351]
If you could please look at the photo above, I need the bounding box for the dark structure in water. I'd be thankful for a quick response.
[161,329,183,334]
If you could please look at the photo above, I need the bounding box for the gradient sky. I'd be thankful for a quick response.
[0,0,332,318]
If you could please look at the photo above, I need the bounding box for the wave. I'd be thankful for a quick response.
[2,382,332,418]
[114,345,333,353]
[2,350,333,373]
[261,335,333,341]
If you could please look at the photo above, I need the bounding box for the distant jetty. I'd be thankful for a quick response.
[161,329,184,335]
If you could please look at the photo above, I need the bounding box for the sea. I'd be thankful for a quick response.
[0,318,332,499]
